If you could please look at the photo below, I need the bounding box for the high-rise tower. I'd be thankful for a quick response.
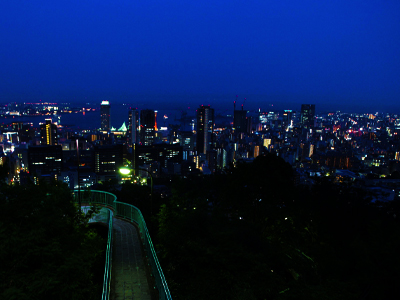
[234,109,247,134]
[40,119,58,145]
[233,97,248,134]
[282,110,293,130]
[128,108,139,146]
[196,105,214,154]
[100,100,110,131]
[28,145,62,177]
[301,104,315,128]
[140,109,156,146]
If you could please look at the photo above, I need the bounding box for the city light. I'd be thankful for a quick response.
[119,168,131,175]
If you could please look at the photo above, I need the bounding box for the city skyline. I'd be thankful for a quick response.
[1,1,399,112]
[2,78,400,298]
[1,1,399,295]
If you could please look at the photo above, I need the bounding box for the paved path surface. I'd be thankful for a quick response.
[112,218,152,300]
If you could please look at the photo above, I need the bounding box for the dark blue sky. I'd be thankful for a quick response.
[1,1,399,111]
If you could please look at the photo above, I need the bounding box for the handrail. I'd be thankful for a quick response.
[73,191,115,300]
[114,200,173,300]
[102,209,113,300]
[74,190,172,300]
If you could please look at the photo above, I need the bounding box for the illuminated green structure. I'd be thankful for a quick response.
[74,190,171,300]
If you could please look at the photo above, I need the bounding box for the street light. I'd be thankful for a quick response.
[119,167,153,216]
[119,167,131,176]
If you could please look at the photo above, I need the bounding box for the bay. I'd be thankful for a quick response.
[0,104,196,131]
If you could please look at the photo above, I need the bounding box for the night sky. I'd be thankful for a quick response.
[1,1,399,111]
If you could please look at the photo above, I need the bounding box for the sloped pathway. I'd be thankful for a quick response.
[112,218,152,300]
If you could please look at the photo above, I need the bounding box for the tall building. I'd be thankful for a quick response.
[233,98,248,134]
[196,105,214,154]
[301,104,315,128]
[94,144,123,175]
[28,145,63,178]
[234,109,247,134]
[140,109,156,146]
[178,131,195,159]
[282,110,293,130]
[40,119,58,145]
[135,144,183,169]
[100,100,110,131]
[13,122,33,143]
[128,108,139,146]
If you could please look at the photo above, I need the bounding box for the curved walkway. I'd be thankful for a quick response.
[112,218,152,300]
[75,190,171,300]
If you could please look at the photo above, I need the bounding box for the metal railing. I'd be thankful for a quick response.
[74,191,115,300]
[102,208,113,300]
[74,189,172,300]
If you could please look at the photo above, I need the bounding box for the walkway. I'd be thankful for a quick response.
[112,218,152,300]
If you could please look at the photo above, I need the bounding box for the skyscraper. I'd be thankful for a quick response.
[234,109,247,134]
[301,104,315,128]
[140,109,156,146]
[282,110,293,130]
[196,105,214,155]
[28,145,62,177]
[128,108,139,146]
[233,98,250,135]
[100,100,110,131]
[94,144,124,178]
[40,119,58,145]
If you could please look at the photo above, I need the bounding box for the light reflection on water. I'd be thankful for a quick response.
[0,106,196,131]
[0,102,237,131]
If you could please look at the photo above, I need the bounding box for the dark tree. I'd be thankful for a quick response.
[0,181,104,300]
[156,154,400,299]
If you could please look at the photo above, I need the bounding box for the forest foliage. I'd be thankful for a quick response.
[0,180,104,300]
[155,153,400,300]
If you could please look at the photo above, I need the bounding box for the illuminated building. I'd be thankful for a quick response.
[301,104,315,128]
[254,145,260,158]
[259,112,269,124]
[28,145,63,178]
[100,100,110,131]
[222,148,228,168]
[282,110,293,130]
[140,109,156,146]
[94,144,124,179]
[168,124,180,144]
[135,144,183,167]
[196,105,214,154]
[258,111,277,131]
[14,122,33,143]
[11,122,24,131]
[154,110,158,131]
[263,138,271,149]
[178,131,195,159]
[39,119,58,145]
[135,144,183,177]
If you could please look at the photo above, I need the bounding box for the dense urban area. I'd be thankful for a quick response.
[1,100,400,190]
[1,100,400,299]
